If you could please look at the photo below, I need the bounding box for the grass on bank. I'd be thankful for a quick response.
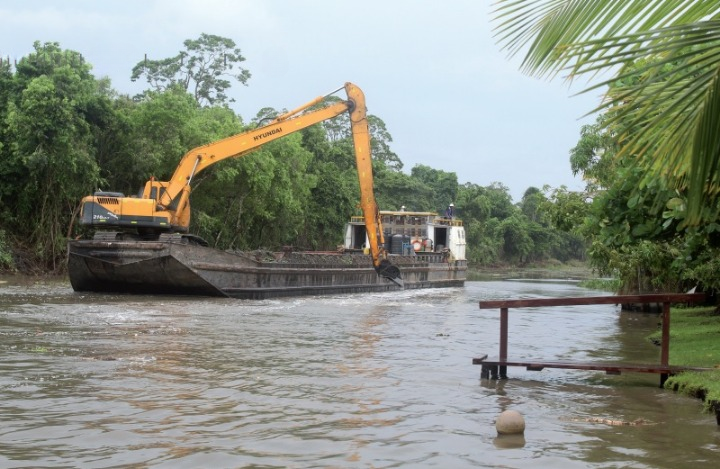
[648,306,720,413]
[577,278,621,292]
[467,261,594,282]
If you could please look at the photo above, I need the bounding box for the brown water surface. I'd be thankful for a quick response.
[0,278,718,468]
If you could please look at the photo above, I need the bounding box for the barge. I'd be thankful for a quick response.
[68,210,467,299]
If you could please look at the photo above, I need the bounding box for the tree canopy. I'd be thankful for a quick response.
[0,36,591,275]
[131,33,251,106]
[493,1,720,223]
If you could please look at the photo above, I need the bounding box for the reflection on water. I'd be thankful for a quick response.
[0,278,718,468]
[494,434,527,449]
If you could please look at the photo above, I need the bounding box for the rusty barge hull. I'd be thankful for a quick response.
[67,240,466,299]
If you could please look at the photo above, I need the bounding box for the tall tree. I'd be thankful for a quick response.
[131,33,251,106]
[569,115,618,194]
[299,124,359,249]
[191,134,315,250]
[519,187,546,223]
[318,97,403,170]
[2,41,104,270]
[374,169,431,211]
[457,182,517,264]
[493,1,720,222]
[410,164,458,213]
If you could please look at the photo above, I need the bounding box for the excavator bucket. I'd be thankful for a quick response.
[376,259,403,287]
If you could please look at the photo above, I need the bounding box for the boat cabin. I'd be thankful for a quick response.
[344,210,466,261]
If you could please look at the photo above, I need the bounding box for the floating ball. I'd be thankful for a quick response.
[495,410,525,435]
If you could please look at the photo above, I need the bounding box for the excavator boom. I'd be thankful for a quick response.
[78,83,401,284]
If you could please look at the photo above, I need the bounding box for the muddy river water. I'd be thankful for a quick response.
[1,278,718,468]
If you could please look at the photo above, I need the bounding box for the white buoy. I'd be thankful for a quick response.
[495,410,525,435]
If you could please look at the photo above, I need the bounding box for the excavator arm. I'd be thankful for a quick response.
[79,82,401,284]
[344,85,400,283]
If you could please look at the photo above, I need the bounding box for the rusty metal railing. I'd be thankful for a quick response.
[474,293,709,386]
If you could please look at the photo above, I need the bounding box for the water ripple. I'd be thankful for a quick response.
[0,280,717,468]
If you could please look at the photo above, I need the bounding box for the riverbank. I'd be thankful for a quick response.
[648,306,720,418]
[468,262,595,281]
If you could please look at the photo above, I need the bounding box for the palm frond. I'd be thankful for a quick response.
[493,1,720,78]
[492,0,720,222]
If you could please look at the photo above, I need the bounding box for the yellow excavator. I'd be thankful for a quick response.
[78,82,401,284]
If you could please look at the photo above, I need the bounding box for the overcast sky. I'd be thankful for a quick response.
[0,0,602,202]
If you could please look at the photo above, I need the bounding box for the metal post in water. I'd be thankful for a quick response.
[500,307,508,379]
[660,301,671,386]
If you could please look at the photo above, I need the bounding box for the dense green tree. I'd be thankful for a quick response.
[410,164,458,213]
[0,60,14,210]
[0,37,592,273]
[122,86,207,184]
[297,124,358,249]
[464,217,502,265]
[519,187,546,223]
[483,183,516,220]
[454,181,587,266]
[2,42,105,270]
[92,94,150,194]
[0,59,13,123]
[456,183,492,222]
[131,33,251,106]
[566,100,719,291]
[191,133,315,250]
[0,57,13,268]
[543,186,589,236]
[569,116,617,193]
[374,169,432,212]
[488,4,720,292]
[318,98,403,170]
[457,183,517,265]
[524,219,557,263]
[493,0,720,223]
[367,115,402,171]
[132,100,321,251]
[496,213,533,264]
